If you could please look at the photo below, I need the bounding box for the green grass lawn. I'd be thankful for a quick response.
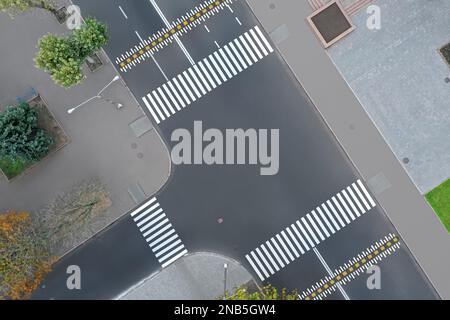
[0,156,31,180]
[426,179,450,233]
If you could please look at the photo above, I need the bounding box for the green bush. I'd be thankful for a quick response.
[0,103,54,163]
[72,17,108,59]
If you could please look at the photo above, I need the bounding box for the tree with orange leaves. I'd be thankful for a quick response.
[0,211,53,300]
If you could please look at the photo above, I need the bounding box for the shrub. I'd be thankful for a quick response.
[0,103,54,162]
[440,43,450,65]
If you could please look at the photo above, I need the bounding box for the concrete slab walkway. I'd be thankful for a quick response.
[118,252,254,300]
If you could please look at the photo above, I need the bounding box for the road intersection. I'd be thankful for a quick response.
[32,0,439,300]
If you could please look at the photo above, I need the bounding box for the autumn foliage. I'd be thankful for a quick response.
[0,211,53,300]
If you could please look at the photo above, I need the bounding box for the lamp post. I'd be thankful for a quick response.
[67,75,120,114]
[223,263,228,300]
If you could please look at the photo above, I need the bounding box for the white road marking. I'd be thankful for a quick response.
[357,180,376,207]
[119,6,128,19]
[142,96,160,124]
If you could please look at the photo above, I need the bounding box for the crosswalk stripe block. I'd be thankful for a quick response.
[149,229,176,247]
[214,51,233,79]
[321,204,340,231]
[311,210,330,238]
[163,84,181,111]
[147,93,166,121]
[168,81,186,109]
[224,45,243,73]
[142,96,160,124]
[251,251,270,278]
[271,237,290,265]
[331,197,351,225]
[266,240,285,269]
[172,77,190,106]
[301,217,320,245]
[256,248,274,275]
[146,223,172,242]
[255,26,274,53]
[347,186,366,214]
[291,223,310,252]
[342,189,361,217]
[337,192,356,220]
[143,218,169,238]
[307,213,325,241]
[281,230,300,258]
[286,227,304,255]
[297,220,316,248]
[250,29,268,56]
[185,70,203,98]
[352,183,371,211]
[193,64,212,92]
[130,198,157,217]
[234,38,253,66]
[208,54,228,82]
[219,48,238,76]
[155,239,182,258]
[198,61,217,89]
[239,35,258,63]
[229,41,248,69]
[276,233,295,261]
[245,32,263,60]
[357,180,376,207]
[246,254,265,281]
[316,207,335,234]
[188,67,207,95]
[202,58,222,86]
[177,74,197,102]
[140,213,166,232]
[261,244,280,271]
[136,206,162,226]
[153,90,171,117]
[159,244,185,263]
[158,87,176,114]
[153,234,179,251]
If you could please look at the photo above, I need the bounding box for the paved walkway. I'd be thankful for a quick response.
[118,252,254,300]
[0,3,170,255]
[247,0,450,299]
[328,0,450,194]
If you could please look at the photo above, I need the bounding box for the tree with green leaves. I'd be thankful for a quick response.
[223,284,299,300]
[72,17,108,59]
[35,17,108,88]
[0,0,56,15]
[0,103,54,162]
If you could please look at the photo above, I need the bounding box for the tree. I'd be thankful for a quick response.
[72,17,108,59]
[0,211,53,300]
[224,284,299,300]
[0,103,54,162]
[35,17,108,88]
[0,0,56,15]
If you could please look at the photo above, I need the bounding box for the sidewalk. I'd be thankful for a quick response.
[0,5,171,255]
[118,252,254,300]
[246,0,450,298]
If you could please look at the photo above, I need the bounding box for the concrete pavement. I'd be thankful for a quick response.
[245,0,450,298]
[119,252,254,300]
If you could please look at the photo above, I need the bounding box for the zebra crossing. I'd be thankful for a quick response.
[246,180,377,281]
[142,25,274,125]
[130,197,188,268]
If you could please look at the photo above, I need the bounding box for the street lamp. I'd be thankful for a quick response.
[223,263,228,300]
[67,75,121,114]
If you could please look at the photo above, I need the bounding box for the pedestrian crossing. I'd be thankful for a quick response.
[142,25,274,125]
[130,197,188,268]
[246,180,377,281]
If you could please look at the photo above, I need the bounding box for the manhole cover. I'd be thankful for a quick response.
[445,77,450,83]
[269,3,276,10]
[403,157,410,164]
[131,143,138,149]
[137,153,144,159]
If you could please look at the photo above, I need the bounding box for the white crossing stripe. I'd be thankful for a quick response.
[245,180,378,282]
[352,183,371,211]
[214,51,233,78]
[261,244,280,271]
[163,84,181,111]
[142,96,161,124]
[276,234,295,261]
[250,29,268,56]
[246,254,265,281]
[357,180,376,207]
[130,198,188,268]
[337,193,356,220]
[342,189,361,217]
[140,26,275,125]
[281,230,300,258]
[255,26,274,53]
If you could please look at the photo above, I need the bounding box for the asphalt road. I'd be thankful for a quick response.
[32,0,439,300]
